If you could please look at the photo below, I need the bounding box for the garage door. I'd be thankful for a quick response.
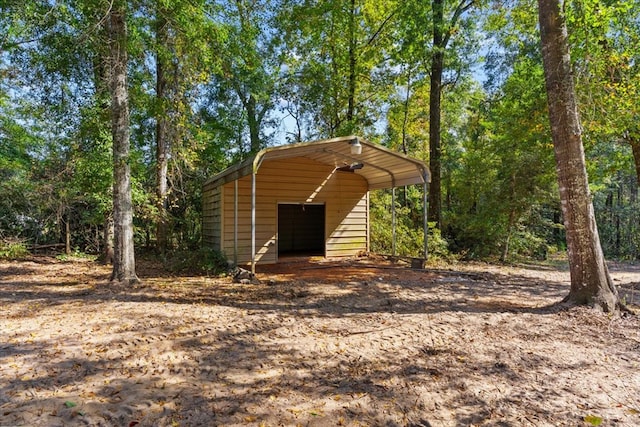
[278,203,325,256]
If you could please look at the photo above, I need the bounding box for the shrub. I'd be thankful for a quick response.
[0,240,30,259]
[164,247,229,275]
[370,199,453,262]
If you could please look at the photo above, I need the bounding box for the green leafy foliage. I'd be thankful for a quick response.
[445,57,559,260]
[370,189,452,261]
[0,240,30,259]
[56,251,97,262]
[567,0,640,259]
[276,0,398,139]
[583,415,603,426]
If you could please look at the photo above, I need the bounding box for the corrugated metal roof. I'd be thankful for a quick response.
[204,135,430,190]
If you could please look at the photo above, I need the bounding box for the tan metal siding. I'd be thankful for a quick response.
[221,175,276,265]
[202,184,222,250]
[217,157,368,265]
[325,194,368,258]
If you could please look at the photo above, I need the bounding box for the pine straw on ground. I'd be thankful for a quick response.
[1,255,639,427]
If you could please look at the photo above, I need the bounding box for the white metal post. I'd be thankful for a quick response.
[392,187,396,257]
[423,180,429,260]
[251,171,256,274]
[234,179,238,265]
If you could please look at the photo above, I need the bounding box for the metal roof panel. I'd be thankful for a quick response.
[204,135,430,190]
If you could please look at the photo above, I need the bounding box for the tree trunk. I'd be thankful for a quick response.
[65,213,71,255]
[155,6,170,253]
[629,136,640,187]
[246,94,261,153]
[428,50,443,228]
[401,68,411,155]
[103,214,114,265]
[109,0,139,285]
[428,0,444,228]
[427,0,474,227]
[538,0,619,312]
[501,208,516,262]
[615,182,621,253]
[347,0,357,126]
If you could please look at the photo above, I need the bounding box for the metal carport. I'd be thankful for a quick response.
[203,135,431,273]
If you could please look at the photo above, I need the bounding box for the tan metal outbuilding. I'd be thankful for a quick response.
[202,136,430,272]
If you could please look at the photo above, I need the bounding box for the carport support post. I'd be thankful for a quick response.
[251,171,256,274]
[392,187,396,256]
[234,179,238,265]
[423,181,429,260]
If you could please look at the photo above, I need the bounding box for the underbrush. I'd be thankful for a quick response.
[0,239,30,259]
[371,220,455,262]
[56,251,98,262]
[162,248,229,276]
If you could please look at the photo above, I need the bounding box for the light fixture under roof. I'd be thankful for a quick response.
[336,162,364,172]
[350,137,362,155]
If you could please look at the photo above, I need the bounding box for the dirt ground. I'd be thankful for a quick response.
[1,255,640,427]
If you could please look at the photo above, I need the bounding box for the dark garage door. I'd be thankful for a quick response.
[278,204,325,256]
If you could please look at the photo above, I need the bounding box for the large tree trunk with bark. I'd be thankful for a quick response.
[538,0,619,312]
[428,50,443,227]
[109,0,139,285]
[428,0,444,228]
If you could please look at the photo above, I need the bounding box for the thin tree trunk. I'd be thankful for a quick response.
[538,0,619,312]
[616,182,621,253]
[501,208,516,262]
[284,100,303,142]
[103,214,114,265]
[233,0,265,153]
[109,0,139,285]
[347,0,357,125]
[93,14,113,265]
[293,108,302,143]
[427,0,474,228]
[633,177,640,261]
[155,6,170,253]
[630,136,640,187]
[246,94,261,153]
[502,232,511,263]
[401,68,411,155]
[65,213,71,255]
[605,191,613,251]
[331,52,340,137]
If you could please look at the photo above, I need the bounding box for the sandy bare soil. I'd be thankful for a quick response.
[1,255,639,427]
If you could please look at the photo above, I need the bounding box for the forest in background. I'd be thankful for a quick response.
[1,0,639,264]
